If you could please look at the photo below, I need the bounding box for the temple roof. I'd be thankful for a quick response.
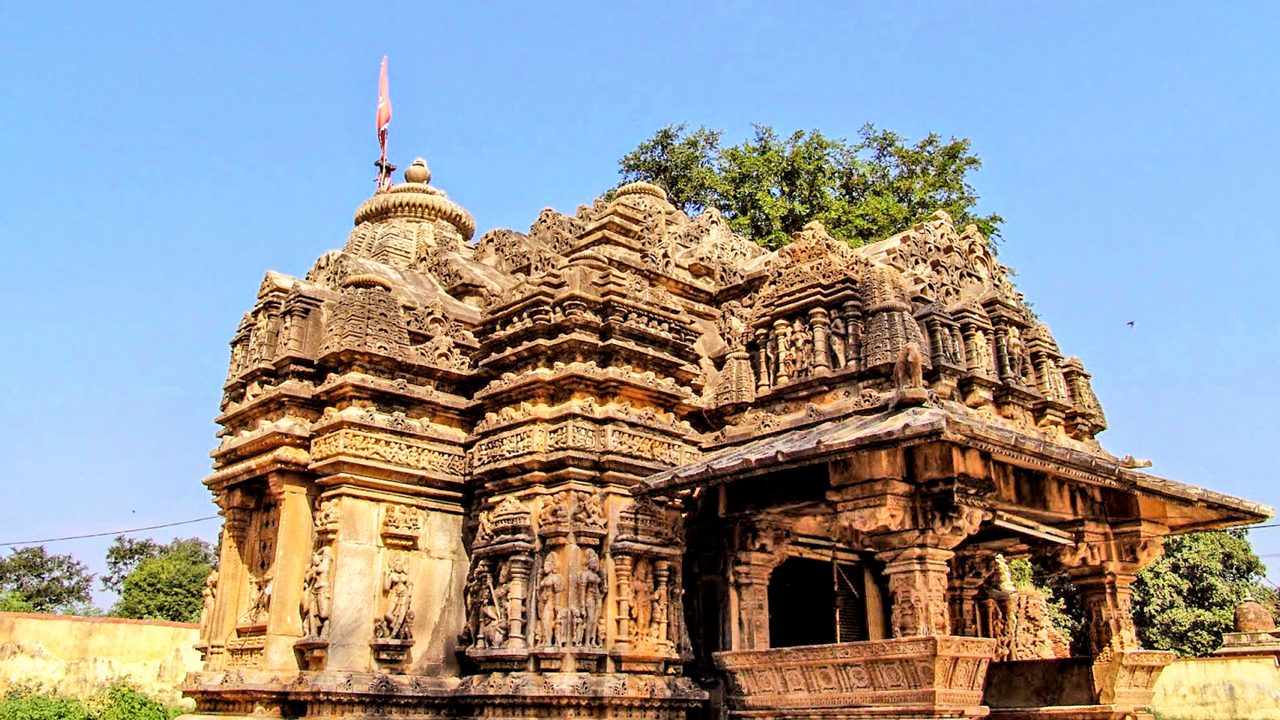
[636,404,1271,533]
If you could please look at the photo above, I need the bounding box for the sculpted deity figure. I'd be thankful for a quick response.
[538,552,565,646]
[894,341,925,390]
[246,569,273,625]
[1005,327,1026,381]
[578,549,604,647]
[480,563,510,648]
[829,315,848,369]
[631,559,656,643]
[300,548,331,639]
[199,569,218,637]
[794,319,813,376]
[463,564,486,646]
[376,553,414,641]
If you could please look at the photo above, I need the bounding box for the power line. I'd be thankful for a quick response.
[0,516,219,548]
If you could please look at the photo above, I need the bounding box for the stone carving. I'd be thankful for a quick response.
[374,553,414,641]
[537,552,566,646]
[301,547,332,640]
[579,548,605,647]
[193,151,1263,720]
[199,569,218,638]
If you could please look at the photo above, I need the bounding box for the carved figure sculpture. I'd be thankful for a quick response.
[538,552,565,646]
[1005,327,1026,382]
[794,319,812,377]
[579,548,604,647]
[631,559,656,643]
[481,564,510,648]
[246,569,273,625]
[463,564,486,646]
[894,341,925,390]
[199,569,218,637]
[375,553,414,641]
[300,548,331,639]
[829,315,848,369]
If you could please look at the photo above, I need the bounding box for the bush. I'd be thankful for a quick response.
[0,683,183,720]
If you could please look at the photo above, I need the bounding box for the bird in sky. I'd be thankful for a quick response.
[1126,321,1135,328]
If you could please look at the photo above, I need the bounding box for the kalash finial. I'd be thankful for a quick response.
[404,157,432,184]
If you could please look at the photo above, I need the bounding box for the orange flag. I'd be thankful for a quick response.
[376,56,392,159]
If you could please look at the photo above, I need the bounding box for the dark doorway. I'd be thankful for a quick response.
[768,557,835,647]
[768,556,869,648]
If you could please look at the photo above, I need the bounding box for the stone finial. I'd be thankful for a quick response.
[404,157,432,185]
[1235,592,1276,633]
[615,181,668,202]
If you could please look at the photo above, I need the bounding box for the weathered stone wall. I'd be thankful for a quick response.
[0,611,201,705]
[1150,656,1280,720]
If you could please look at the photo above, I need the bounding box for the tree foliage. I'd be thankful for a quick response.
[102,537,164,594]
[1132,529,1276,657]
[0,546,94,614]
[617,123,1003,249]
[110,537,216,623]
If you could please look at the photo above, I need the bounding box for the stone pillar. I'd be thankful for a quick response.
[654,559,672,650]
[773,319,791,385]
[877,546,955,638]
[730,551,775,650]
[507,553,532,649]
[613,554,633,651]
[262,473,313,670]
[809,307,831,375]
[1058,523,1174,708]
[205,496,252,669]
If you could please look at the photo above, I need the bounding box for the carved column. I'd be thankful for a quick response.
[809,307,831,375]
[1058,522,1174,708]
[730,551,776,651]
[506,553,532,649]
[613,554,633,652]
[654,559,672,650]
[205,494,252,669]
[262,472,314,670]
[877,546,955,637]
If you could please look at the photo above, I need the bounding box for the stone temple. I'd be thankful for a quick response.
[185,157,1271,720]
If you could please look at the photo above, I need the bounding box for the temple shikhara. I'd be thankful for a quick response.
[185,156,1270,720]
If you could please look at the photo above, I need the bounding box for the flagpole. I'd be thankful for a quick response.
[375,55,394,192]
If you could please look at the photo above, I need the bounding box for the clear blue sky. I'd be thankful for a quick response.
[2,2,1277,605]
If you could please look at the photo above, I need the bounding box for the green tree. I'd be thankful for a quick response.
[111,538,215,623]
[0,546,94,614]
[1132,529,1275,657]
[617,123,1003,249]
[101,536,163,594]
[616,124,722,215]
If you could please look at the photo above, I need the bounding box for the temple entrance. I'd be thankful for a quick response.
[767,557,868,647]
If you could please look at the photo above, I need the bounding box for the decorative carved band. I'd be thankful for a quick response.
[311,428,465,476]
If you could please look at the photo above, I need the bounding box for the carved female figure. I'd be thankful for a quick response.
[631,559,655,643]
[579,549,604,646]
[829,315,848,369]
[378,553,413,641]
[300,549,331,639]
[199,569,218,638]
[538,552,565,646]
[794,318,812,376]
